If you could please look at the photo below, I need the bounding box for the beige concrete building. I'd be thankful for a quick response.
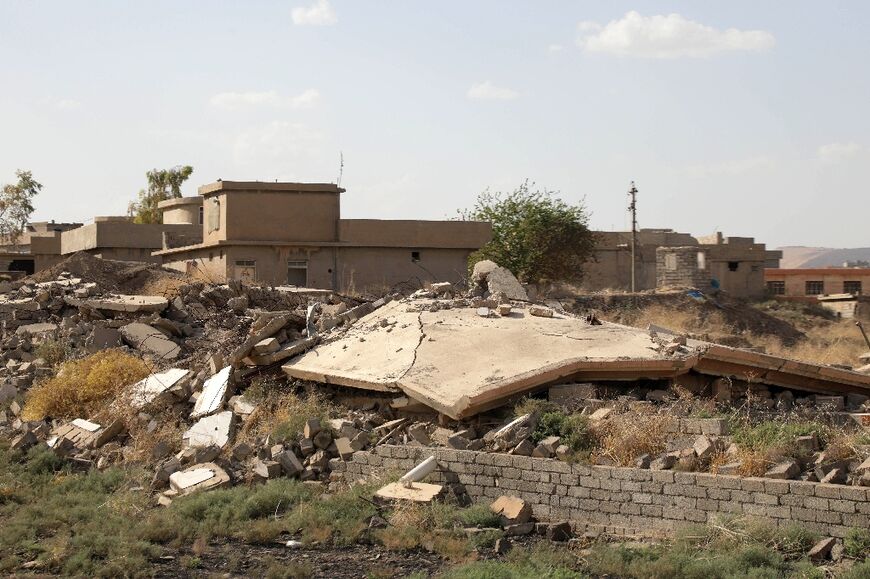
[582,229,781,299]
[154,181,491,293]
[764,268,870,298]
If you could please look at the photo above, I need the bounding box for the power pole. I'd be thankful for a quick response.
[627,181,638,293]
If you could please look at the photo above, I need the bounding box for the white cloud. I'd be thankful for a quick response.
[289,88,320,108]
[41,96,81,110]
[233,121,325,166]
[209,89,320,110]
[817,142,865,164]
[292,0,337,26]
[467,81,519,101]
[576,11,775,58]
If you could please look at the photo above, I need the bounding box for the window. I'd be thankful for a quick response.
[207,198,220,233]
[696,252,706,270]
[805,280,824,296]
[844,280,862,295]
[234,260,256,283]
[198,205,204,225]
[767,281,785,295]
[411,251,421,262]
[664,253,677,271]
[727,261,739,272]
[287,260,308,286]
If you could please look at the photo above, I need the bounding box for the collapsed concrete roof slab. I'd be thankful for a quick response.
[283,298,870,419]
[64,294,168,313]
[283,299,695,418]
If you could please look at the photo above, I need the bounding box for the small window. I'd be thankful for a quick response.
[287,260,308,286]
[805,281,824,296]
[411,251,421,262]
[664,253,677,271]
[727,261,739,272]
[767,281,785,295]
[844,281,862,295]
[198,205,204,225]
[696,252,706,270]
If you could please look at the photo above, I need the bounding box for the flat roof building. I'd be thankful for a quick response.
[154,181,492,293]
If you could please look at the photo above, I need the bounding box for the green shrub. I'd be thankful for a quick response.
[845,528,870,559]
[531,411,595,452]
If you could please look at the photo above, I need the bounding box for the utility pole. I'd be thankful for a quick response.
[628,181,638,293]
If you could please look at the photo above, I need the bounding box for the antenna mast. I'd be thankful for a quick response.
[628,181,638,292]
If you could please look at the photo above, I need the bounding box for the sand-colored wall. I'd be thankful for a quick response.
[162,247,228,283]
[223,191,340,243]
[336,247,472,294]
[339,220,491,249]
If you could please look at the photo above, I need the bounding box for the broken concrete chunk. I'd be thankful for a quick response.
[52,418,123,449]
[252,337,281,355]
[764,460,800,480]
[407,423,432,445]
[588,408,612,421]
[334,437,355,460]
[11,431,37,451]
[650,454,677,470]
[168,463,230,496]
[528,305,553,318]
[692,435,716,461]
[253,459,282,479]
[430,282,453,296]
[497,304,512,316]
[546,521,572,542]
[375,481,443,503]
[808,537,837,561]
[183,411,234,449]
[190,366,233,419]
[121,322,180,360]
[278,450,304,477]
[312,430,333,450]
[490,495,532,526]
[509,439,534,456]
[472,260,528,301]
[130,368,191,409]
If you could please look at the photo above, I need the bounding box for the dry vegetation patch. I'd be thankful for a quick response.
[21,349,150,421]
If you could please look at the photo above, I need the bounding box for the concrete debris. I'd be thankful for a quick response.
[765,460,801,480]
[183,411,234,449]
[168,462,230,496]
[375,481,443,503]
[190,366,233,419]
[129,368,190,409]
[471,260,528,301]
[808,537,837,561]
[121,322,181,360]
[490,495,532,525]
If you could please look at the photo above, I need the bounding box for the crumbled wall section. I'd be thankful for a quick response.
[656,246,710,289]
[335,445,870,539]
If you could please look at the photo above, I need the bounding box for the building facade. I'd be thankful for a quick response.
[582,229,781,299]
[764,268,870,299]
[154,181,491,293]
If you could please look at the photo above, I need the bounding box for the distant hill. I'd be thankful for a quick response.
[778,246,870,269]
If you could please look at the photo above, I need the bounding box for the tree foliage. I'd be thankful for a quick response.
[0,170,42,247]
[128,165,193,224]
[461,180,597,284]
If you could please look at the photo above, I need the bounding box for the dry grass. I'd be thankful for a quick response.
[21,350,150,421]
[749,321,867,367]
[592,411,671,466]
[617,304,733,336]
[236,379,335,447]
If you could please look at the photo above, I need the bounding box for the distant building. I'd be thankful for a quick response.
[764,268,869,298]
[154,181,491,292]
[581,229,781,299]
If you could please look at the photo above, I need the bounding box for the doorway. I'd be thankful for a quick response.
[287,260,308,286]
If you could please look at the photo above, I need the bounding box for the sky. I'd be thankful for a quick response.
[1,1,868,248]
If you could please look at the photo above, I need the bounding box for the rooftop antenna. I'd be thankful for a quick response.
[337,151,344,187]
[627,181,638,292]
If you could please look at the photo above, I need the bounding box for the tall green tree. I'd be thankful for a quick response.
[460,180,597,284]
[128,165,193,224]
[0,170,42,247]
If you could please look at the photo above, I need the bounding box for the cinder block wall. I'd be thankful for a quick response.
[656,247,710,289]
[336,445,870,539]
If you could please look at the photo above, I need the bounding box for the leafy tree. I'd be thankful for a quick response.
[0,170,42,247]
[460,180,597,284]
[128,165,193,224]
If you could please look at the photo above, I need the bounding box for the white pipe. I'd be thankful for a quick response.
[399,455,437,488]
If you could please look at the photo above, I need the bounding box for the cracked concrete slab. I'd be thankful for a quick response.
[284,298,870,419]
[283,299,694,418]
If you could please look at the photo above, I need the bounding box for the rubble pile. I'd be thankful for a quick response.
[2,254,870,511]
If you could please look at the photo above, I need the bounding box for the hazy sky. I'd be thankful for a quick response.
[1,1,868,248]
